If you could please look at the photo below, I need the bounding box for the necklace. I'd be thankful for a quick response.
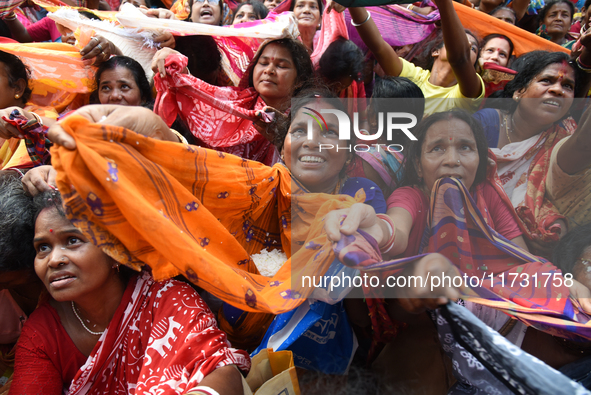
[71,301,104,336]
[502,113,515,144]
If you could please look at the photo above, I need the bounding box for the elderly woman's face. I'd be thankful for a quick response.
[293,0,321,29]
[417,118,480,192]
[283,101,349,193]
[191,0,222,25]
[98,66,143,106]
[33,207,117,302]
[543,3,572,36]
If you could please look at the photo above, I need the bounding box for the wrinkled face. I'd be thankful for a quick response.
[191,0,222,25]
[479,38,512,67]
[492,9,516,24]
[542,3,572,36]
[98,66,143,106]
[417,118,480,192]
[514,63,575,126]
[283,101,349,193]
[293,0,321,29]
[233,4,257,24]
[119,0,146,9]
[264,0,280,11]
[252,43,298,106]
[33,208,118,302]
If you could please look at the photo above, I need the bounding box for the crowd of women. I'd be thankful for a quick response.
[2,0,591,393]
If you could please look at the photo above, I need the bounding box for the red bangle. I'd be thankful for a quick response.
[376,214,396,254]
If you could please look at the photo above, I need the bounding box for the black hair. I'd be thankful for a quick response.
[174,35,222,85]
[0,50,32,105]
[402,109,489,188]
[246,38,314,96]
[416,29,479,70]
[585,0,591,11]
[232,0,269,23]
[318,37,364,85]
[0,171,36,271]
[185,0,224,25]
[552,223,591,275]
[78,10,103,20]
[289,0,324,16]
[491,6,517,23]
[89,56,152,105]
[369,76,425,145]
[492,51,577,112]
[479,34,514,67]
[539,0,574,23]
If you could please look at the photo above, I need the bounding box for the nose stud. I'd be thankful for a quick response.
[457,160,460,163]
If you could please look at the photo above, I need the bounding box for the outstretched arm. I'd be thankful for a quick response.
[349,7,403,77]
[436,0,482,98]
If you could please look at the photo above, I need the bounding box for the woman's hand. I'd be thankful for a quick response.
[325,0,346,13]
[80,35,118,66]
[151,47,184,78]
[0,107,26,139]
[22,165,57,196]
[47,105,179,150]
[324,203,385,245]
[569,278,591,315]
[396,253,462,313]
[152,31,176,49]
[253,106,287,146]
[140,6,178,19]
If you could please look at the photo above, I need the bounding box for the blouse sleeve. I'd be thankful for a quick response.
[482,182,522,240]
[135,280,251,394]
[473,108,501,149]
[9,324,63,395]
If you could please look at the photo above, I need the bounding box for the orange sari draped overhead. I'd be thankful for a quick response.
[453,2,569,56]
[51,116,365,314]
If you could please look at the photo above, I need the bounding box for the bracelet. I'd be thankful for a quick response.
[3,12,17,21]
[169,128,188,144]
[576,55,591,73]
[376,213,396,254]
[351,11,371,27]
[406,4,415,11]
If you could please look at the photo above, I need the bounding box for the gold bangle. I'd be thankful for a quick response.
[407,4,415,11]
[169,128,188,144]
[3,12,17,21]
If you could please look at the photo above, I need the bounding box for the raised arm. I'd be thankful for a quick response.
[511,0,529,22]
[435,0,482,98]
[349,7,403,76]
[2,13,33,43]
[555,104,591,175]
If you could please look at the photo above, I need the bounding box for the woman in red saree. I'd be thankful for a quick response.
[9,192,250,394]
[151,37,314,166]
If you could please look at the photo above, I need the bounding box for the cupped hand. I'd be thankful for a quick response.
[22,165,57,196]
[324,203,385,245]
[47,105,179,150]
[253,106,287,145]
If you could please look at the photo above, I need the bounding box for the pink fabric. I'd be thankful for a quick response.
[27,17,61,43]
[387,181,522,256]
[154,53,279,165]
[311,9,348,66]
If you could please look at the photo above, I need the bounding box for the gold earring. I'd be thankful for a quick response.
[14,94,20,99]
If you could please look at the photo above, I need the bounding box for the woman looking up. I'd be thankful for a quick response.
[290,0,323,52]
[89,56,152,107]
[347,0,484,115]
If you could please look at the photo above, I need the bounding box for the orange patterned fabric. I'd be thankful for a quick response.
[50,115,366,315]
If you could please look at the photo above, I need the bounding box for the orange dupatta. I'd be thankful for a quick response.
[51,116,366,316]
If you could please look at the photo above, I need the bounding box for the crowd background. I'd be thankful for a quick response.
[2,0,591,393]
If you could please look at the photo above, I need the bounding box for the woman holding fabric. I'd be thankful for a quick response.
[9,170,250,394]
[473,50,591,254]
[151,37,314,166]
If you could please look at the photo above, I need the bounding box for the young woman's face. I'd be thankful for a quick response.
[417,118,480,192]
[283,101,349,193]
[33,208,118,302]
[98,66,143,107]
[252,43,298,106]
[264,0,280,11]
[479,38,512,68]
[515,62,575,125]
[293,0,321,29]
[191,0,222,25]
[492,9,516,24]
[233,4,257,24]
[542,3,572,36]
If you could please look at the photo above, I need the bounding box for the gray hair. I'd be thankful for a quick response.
[0,170,36,271]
